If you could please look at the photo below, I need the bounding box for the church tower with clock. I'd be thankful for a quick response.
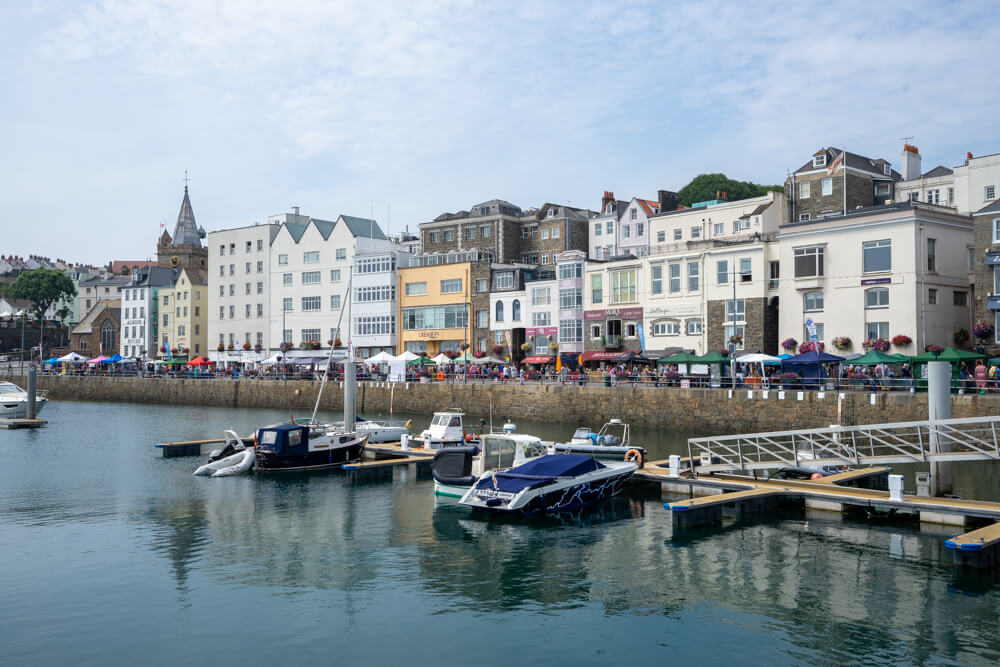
[157,184,208,271]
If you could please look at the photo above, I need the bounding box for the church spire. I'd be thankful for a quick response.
[171,177,202,247]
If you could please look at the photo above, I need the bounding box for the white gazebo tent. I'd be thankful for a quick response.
[57,352,89,362]
[431,353,452,365]
[734,353,782,385]
[393,351,421,362]
[473,356,505,365]
[365,351,396,364]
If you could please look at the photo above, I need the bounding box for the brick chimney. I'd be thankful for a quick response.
[601,190,615,213]
[716,191,728,201]
[657,190,678,212]
[901,144,921,181]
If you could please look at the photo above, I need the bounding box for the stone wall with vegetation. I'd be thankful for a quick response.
[7,373,1000,436]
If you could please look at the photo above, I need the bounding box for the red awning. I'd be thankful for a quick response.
[521,355,555,364]
[580,350,624,362]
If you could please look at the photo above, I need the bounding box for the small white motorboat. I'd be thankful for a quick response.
[555,418,646,466]
[333,416,412,443]
[0,381,48,418]
[410,409,478,449]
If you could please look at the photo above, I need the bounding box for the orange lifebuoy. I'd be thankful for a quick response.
[624,448,644,467]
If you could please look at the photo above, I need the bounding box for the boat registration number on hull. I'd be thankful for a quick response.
[475,489,515,501]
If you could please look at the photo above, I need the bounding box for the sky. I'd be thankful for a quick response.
[2,0,999,265]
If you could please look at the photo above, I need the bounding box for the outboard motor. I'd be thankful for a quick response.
[208,440,244,462]
[432,445,481,487]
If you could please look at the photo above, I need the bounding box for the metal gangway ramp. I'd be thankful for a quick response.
[687,416,1000,473]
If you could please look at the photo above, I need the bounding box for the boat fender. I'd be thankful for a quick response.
[405,419,413,431]
[624,448,644,468]
[810,472,824,480]
[464,433,473,442]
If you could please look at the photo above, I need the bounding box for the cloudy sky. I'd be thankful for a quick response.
[3,0,999,264]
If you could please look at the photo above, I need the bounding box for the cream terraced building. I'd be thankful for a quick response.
[776,201,973,355]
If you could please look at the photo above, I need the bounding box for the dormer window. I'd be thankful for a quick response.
[883,164,891,176]
[605,203,613,214]
[547,208,555,218]
[813,154,827,168]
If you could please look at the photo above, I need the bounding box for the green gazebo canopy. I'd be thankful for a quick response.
[911,347,986,364]
[850,350,909,365]
[695,351,729,364]
[406,357,436,366]
[657,352,702,365]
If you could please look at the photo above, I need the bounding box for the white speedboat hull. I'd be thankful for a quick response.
[0,397,47,419]
[193,447,251,476]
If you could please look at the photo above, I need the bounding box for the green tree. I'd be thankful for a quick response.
[676,173,783,207]
[4,268,76,357]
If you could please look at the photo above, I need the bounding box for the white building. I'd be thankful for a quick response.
[895,144,1000,215]
[120,266,177,359]
[588,193,628,260]
[269,212,390,354]
[777,201,973,354]
[352,247,411,359]
[555,250,586,356]
[207,221,281,363]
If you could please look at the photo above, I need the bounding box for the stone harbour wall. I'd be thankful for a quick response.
[7,373,1000,436]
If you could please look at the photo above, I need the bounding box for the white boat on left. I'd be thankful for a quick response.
[0,381,47,419]
[193,430,256,477]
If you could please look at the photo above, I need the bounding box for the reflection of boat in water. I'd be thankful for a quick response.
[459,454,637,515]
[432,432,548,497]
[256,423,367,472]
[0,381,47,418]
[555,418,646,466]
[332,416,411,443]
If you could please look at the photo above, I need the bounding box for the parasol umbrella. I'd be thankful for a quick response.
[186,356,209,366]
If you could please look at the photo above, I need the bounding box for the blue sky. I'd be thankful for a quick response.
[2,0,999,264]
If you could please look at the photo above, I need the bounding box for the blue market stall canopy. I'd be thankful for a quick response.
[781,350,845,364]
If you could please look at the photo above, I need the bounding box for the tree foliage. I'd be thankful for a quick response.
[4,268,76,321]
[676,173,784,207]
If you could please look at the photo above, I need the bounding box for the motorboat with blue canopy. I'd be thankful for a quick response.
[459,453,636,515]
[255,422,367,472]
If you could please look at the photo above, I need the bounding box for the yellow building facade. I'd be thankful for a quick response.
[158,268,208,358]
[397,262,472,357]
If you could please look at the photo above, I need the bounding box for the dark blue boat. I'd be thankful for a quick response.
[255,423,367,472]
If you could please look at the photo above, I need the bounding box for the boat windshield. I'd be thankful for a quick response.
[0,383,22,395]
[571,428,592,439]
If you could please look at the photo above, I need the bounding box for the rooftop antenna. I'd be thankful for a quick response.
[900,136,914,145]
[183,170,190,190]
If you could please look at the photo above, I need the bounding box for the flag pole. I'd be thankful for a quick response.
[842,148,847,215]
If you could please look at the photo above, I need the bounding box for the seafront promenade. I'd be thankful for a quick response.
[6,371,1000,434]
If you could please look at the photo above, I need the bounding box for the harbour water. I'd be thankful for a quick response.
[2,400,1000,665]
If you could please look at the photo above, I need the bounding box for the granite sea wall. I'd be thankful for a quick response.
[6,373,1000,436]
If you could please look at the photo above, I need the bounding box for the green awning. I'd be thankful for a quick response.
[657,352,702,365]
[850,350,909,365]
[695,352,729,364]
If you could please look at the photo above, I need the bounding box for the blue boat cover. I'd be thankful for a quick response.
[474,454,605,494]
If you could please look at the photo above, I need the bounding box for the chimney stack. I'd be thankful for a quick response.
[657,190,679,212]
[601,190,615,213]
[292,206,300,216]
[901,144,922,181]
[716,191,728,201]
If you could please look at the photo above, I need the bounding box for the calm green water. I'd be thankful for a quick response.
[2,400,1000,666]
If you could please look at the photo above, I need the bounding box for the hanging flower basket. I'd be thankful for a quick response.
[973,321,994,341]
[254,344,262,352]
[444,350,459,359]
[891,334,912,347]
[520,342,532,352]
[279,342,292,352]
[180,347,189,354]
[953,328,970,347]
[799,341,824,353]
[548,342,559,352]
[226,343,234,351]
[334,338,342,347]
[862,338,890,352]
[781,337,798,351]
[832,336,851,351]
[242,342,252,350]
[924,343,944,353]
[460,342,470,351]
[170,347,179,354]
[729,335,743,345]
[473,350,486,358]
[492,344,504,355]
[160,345,168,353]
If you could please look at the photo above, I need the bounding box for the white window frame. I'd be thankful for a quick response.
[799,181,810,199]
[813,154,827,168]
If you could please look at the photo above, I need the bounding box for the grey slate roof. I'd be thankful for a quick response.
[312,218,336,239]
[974,199,1000,215]
[283,221,309,242]
[794,148,901,180]
[130,266,178,288]
[922,165,954,178]
[340,215,386,239]
[171,187,202,247]
[739,202,772,219]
